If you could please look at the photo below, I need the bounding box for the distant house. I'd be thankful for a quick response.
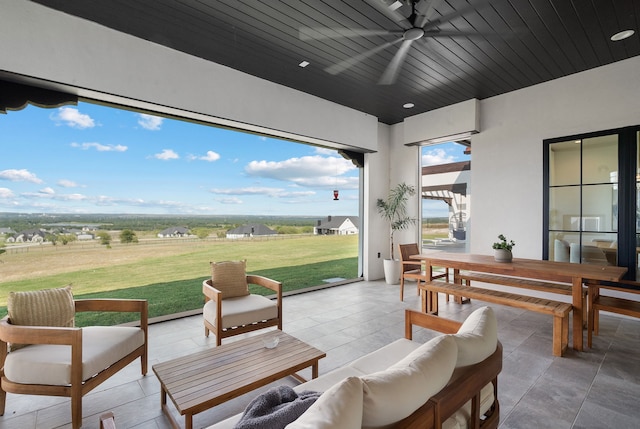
[0,227,16,236]
[226,224,277,239]
[15,228,46,243]
[314,216,359,235]
[157,226,190,238]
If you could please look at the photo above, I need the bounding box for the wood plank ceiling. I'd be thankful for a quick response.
[31,0,640,125]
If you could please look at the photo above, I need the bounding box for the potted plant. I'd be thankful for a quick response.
[492,234,515,262]
[376,183,417,284]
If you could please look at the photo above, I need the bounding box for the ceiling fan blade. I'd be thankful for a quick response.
[299,27,397,41]
[414,0,439,29]
[422,0,493,31]
[425,29,505,38]
[325,38,402,75]
[378,39,414,85]
[363,0,411,26]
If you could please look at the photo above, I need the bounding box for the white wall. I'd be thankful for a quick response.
[389,123,422,256]
[0,0,378,152]
[472,56,640,258]
[363,123,391,280]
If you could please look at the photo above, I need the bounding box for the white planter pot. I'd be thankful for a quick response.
[383,259,401,285]
[494,249,513,262]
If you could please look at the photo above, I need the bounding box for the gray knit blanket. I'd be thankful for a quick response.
[234,385,321,429]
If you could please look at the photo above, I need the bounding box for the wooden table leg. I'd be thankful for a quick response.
[312,362,319,379]
[572,277,583,351]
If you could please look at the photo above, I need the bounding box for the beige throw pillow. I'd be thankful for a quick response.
[210,260,249,299]
[7,285,75,351]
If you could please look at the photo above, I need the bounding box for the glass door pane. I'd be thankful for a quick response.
[547,134,619,266]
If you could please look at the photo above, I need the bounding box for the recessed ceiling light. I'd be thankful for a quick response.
[403,102,415,109]
[299,61,310,68]
[611,30,635,41]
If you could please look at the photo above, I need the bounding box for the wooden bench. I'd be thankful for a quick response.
[419,281,573,357]
[457,272,587,324]
[587,281,640,347]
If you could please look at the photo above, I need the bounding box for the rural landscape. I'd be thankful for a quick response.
[0,213,449,325]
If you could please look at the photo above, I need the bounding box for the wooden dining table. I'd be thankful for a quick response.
[410,252,627,351]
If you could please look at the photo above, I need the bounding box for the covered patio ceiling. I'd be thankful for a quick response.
[30,0,640,125]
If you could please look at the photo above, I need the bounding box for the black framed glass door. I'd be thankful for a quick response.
[544,126,639,281]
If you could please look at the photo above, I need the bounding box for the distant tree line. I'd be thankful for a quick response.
[0,213,319,233]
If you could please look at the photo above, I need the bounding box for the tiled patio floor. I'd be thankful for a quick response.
[2,279,639,428]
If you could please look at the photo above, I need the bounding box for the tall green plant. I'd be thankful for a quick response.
[376,182,417,260]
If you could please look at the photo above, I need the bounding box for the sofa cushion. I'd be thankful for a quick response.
[293,366,366,394]
[210,260,249,299]
[360,334,458,428]
[348,338,422,374]
[453,306,498,367]
[7,285,75,351]
[4,326,145,385]
[204,294,278,329]
[286,376,363,429]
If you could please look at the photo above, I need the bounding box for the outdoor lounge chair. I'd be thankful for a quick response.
[0,286,148,429]
[203,260,282,346]
[399,243,449,301]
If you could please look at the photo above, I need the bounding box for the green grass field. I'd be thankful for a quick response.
[0,235,359,325]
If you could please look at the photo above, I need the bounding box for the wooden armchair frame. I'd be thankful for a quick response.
[0,299,148,429]
[399,243,450,301]
[203,275,282,346]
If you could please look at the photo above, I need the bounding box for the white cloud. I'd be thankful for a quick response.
[51,107,96,129]
[39,187,55,195]
[58,179,80,188]
[422,148,455,166]
[245,155,356,188]
[210,187,316,199]
[315,147,337,155]
[0,169,43,184]
[195,150,221,162]
[138,114,163,130]
[154,149,179,160]
[70,142,127,152]
[218,197,243,205]
[0,187,14,198]
[22,189,87,201]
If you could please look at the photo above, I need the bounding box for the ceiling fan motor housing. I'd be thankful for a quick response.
[404,27,424,40]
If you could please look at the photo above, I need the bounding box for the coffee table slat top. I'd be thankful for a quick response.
[152,330,325,416]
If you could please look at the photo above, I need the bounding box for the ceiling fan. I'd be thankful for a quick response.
[300,0,494,85]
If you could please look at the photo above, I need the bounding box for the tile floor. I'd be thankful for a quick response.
[1,279,640,428]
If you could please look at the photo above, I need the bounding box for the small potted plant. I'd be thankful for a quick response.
[492,234,515,262]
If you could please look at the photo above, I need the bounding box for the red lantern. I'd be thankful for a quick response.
[333,189,339,200]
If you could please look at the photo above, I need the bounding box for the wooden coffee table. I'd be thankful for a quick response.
[152,330,326,429]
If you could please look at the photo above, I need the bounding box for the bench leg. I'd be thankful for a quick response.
[553,313,569,357]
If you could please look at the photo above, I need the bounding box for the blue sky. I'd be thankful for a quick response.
[1,102,468,217]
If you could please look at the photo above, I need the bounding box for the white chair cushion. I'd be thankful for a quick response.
[360,334,458,428]
[286,376,363,429]
[453,306,498,367]
[203,294,278,329]
[4,326,144,385]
